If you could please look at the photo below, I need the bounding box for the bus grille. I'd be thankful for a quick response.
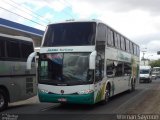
[26,77,34,94]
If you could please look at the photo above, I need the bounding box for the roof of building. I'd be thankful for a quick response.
[0,18,44,37]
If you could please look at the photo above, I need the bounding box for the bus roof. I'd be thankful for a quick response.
[0,33,33,42]
[47,19,139,47]
[48,19,102,25]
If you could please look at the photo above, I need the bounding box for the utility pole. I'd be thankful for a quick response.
[141,47,147,66]
[142,50,146,65]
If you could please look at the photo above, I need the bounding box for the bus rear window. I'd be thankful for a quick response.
[43,22,96,46]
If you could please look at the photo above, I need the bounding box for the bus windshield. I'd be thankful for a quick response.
[39,53,93,85]
[43,22,96,46]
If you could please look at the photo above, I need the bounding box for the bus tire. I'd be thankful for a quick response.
[130,79,135,92]
[0,89,8,111]
[101,84,110,104]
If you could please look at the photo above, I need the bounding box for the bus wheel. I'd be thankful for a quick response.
[101,85,110,104]
[130,79,135,92]
[0,89,8,111]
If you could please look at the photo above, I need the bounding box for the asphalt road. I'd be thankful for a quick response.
[2,79,160,120]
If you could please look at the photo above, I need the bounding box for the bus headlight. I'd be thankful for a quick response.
[39,89,49,93]
[77,90,94,95]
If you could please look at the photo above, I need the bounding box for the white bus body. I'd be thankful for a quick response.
[28,20,140,104]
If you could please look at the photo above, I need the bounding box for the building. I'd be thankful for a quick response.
[0,18,44,47]
[140,58,150,66]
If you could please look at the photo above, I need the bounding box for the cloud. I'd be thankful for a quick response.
[47,0,67,12]
[69,0,160,15]
[34,13,54,30]
[67,0,160,59]
[147,40,160,52]
[69,1,98,18]
[0,1,19,22]
[107,0,160,15]
[0,0,47,29]
[68,0,160,34]
[21,0,69,12]
[1,0,160,59]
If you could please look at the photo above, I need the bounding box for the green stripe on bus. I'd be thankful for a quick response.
[38,92,94,104]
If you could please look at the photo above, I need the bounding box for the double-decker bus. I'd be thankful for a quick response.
[0,33,37,111]
[27,20,140,105]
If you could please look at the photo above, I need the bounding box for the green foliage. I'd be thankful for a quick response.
[149,59,160,67]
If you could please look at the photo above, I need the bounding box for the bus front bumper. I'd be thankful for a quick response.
[38,92,94,104]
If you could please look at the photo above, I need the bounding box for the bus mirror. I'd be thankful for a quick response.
[26,52,37,70]
[89,51,97,69]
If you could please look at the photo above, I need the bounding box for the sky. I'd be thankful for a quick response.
[0,0,160,60]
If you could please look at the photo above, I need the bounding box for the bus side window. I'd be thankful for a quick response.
[124,63,131,76]
[115,62,123,77]
[97,23,106,42]
[6,40,21,58]
[106,60,115,78]
[95,55,103,82]
[0,39,5,58]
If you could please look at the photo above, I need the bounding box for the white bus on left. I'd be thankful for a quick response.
[0,33,37,111]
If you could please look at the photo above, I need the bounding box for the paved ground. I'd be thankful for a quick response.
[2,79,160,120]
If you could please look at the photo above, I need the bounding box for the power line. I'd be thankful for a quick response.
[2,0,49,25]
[0,6,46,27]
[58,0,73,13]
[62,0,73,9]
[57,0,73,18]
[7,0,51,23]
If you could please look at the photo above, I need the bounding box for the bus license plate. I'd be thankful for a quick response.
[58,98,67,102]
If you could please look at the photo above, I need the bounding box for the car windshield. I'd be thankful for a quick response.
[39,53,93,85]
[152,68,160,72]
[140,69,150,74]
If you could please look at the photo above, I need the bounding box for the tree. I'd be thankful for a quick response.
[149,59,160,67]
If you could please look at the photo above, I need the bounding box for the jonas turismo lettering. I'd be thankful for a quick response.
[47,48,73,52]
